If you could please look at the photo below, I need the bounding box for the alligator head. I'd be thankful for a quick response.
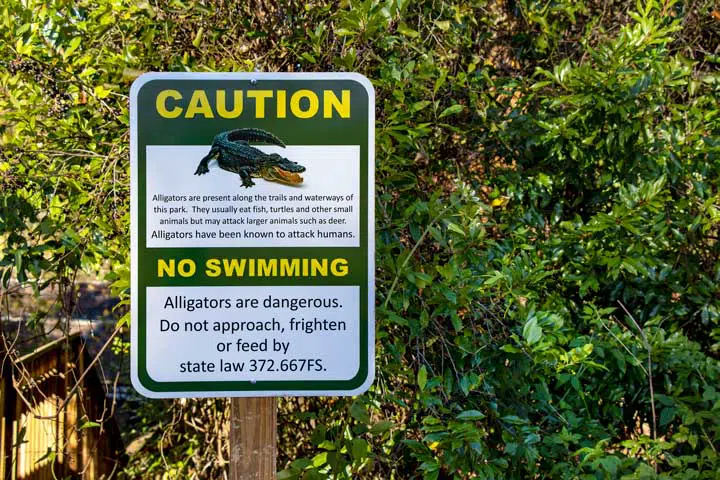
[259,153,306,185]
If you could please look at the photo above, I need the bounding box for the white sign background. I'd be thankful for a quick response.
[146,285,360,383]
[146,145,360,248]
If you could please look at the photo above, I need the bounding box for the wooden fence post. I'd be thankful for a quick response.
[1,363,16,480]
[230,397,277,480]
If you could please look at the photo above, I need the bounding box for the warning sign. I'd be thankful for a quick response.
[130,73,375,398]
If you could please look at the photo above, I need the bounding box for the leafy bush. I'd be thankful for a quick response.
[1,0,718,478]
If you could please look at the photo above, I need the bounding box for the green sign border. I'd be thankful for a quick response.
[130,73,375,398]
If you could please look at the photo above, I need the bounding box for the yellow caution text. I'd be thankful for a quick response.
[155,89,351,120]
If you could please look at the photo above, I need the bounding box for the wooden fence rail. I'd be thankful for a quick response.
[1,334,123,479]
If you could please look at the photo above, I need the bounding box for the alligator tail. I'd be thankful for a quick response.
[225,128,286,148]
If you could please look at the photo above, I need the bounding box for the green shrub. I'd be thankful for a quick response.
[1,0,717,478]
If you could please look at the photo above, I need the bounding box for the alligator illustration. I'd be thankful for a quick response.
[194,128,305,187]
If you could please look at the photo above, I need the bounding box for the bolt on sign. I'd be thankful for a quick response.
[130,73,375,398]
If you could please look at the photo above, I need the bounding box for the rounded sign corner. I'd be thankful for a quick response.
[130,368,162,399]
[346,370,375,397]
[343,73,375,98]
[129,72,163,101]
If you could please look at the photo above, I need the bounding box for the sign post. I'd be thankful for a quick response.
[230,397,276,479]
[130,73,375,476]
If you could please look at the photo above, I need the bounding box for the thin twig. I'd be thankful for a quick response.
[699,423,717,454]
[32,324,123,419]
[618,301,658,452]
[597,315,648,376]
[18,148,109,159]
[384,203,456,309]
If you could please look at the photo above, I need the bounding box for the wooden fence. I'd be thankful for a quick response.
[1,334,123,479]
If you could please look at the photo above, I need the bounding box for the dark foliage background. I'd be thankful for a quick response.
[1,0,718,478]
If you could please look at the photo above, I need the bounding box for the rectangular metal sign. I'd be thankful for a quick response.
[130,73,374,398]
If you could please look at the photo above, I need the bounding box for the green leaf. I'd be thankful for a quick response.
[397,23,420,38]
[439,104,465,118]
[351,438,369,459]
[317,440,335,450]
[277,470,297,480]
[301,52,317,64]
[570,376,581,391]
[456,410,485,421]
[450,312,462,331]
[117,312,130,329]
[14,251,22,277]
[522,317,543,345]
[15,38,32,55]
[192,27,204,48]
[369,421,394,434]
[290,458,312,470]
[64,37,82,58]
[335,28,356,37]
[79,420,101,430]
[14,426,28,447]
[598,456,620,475]
[459,375,472,396]
[446,222,465,236]
[349,401,370,423]
[483,271,505,287]
[418,365,427,391]
[434,71,447,94]
[311,452,327,467]
[410,100,431,112]
[34,448,55,465]
[659,407,676,426]
[501,415,527,425]
[94,85,112,99]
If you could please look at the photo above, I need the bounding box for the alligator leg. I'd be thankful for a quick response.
[194,147,218,175]
[238,167,255,188]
